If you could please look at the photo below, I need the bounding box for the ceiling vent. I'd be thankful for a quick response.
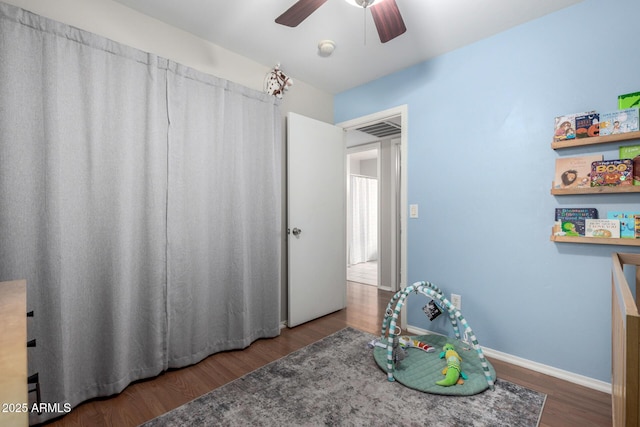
[355,121,401,138]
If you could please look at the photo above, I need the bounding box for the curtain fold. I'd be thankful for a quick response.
[165,63,281,367]
[349,175,378,265]
[0,2,281,423]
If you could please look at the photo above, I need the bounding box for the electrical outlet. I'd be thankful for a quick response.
[451,293,461,310]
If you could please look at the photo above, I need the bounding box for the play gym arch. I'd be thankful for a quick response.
[380,280,495,391]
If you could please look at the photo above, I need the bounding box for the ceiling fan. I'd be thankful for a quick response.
[275,0,406,44]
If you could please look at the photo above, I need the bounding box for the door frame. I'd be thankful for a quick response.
[337,105,408,296]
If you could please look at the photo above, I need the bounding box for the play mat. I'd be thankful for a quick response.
[371,281,496,396]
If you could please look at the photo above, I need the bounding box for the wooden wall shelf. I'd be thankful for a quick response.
[551,234,640,246]
[551,185,640,195]
[551,130,640,150]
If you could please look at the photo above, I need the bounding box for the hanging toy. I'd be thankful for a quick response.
[265,64,293,99]
[392,334,406,367]
[398,336,435,353]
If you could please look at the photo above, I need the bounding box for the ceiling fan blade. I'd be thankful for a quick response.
[275,0,329,27]
[370,0,407,43]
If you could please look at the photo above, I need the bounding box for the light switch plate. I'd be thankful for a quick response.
[409,204,418,218]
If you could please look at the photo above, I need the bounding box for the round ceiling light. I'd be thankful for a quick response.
[317,40,336,57]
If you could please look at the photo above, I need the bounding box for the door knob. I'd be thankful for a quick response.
[292,227,302,236]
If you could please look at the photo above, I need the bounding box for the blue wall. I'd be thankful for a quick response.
[335,0,640,383]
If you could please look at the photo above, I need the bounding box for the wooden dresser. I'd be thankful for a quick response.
[0,280,28,426]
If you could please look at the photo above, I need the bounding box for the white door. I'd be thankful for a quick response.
[287,112,346,327]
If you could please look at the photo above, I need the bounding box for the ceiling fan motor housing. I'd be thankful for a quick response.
[355,0,377,7]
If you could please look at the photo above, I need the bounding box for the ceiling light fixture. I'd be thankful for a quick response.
[343,0,382,8]
[317,40,336,57]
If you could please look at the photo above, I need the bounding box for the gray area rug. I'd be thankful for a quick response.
[141,327,545,426]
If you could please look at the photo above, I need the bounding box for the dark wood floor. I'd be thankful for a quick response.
[42,281,611,426]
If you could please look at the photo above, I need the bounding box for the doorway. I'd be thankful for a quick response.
[339,106,406,293]
[347,147,379,287]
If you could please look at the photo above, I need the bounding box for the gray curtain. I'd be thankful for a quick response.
[349,175,378,264]
[0,2,281,423]
[166,64,281,367]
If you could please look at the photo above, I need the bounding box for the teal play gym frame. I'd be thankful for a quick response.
[380,280,495,391]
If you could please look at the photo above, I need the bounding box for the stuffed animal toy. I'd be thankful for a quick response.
[436,343,467,386]
[392,334,406,367]
[265,64,293,99]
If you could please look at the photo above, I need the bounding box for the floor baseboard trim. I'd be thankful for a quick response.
[405,325,611,395]
[481,346,611,395]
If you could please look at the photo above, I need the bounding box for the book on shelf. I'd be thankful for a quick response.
[619,144,640,185]
[636,215,640,239]
[553,155,603,189]
[618,91,640,110]
[607,211,640,238]
[554,208,598,236]
[585,219,621,238]
[599,108,640,136]
[590,159,633,186]
[553,111,596,143]
[574,112,599,138]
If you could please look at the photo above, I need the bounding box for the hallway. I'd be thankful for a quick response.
[347,261,377,287]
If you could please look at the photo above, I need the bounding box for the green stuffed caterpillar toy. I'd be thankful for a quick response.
[436,343,468,386]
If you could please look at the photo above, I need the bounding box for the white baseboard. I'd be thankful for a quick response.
[405,325,611,395]
[280,321,287,329]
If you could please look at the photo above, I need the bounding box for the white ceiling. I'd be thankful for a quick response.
[111,0,583,94]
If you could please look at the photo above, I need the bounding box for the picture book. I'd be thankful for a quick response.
[574,112,599,138]
[554,111,596,142]
[607,211,640,238]
[636,215,640,239]
[590,159,633,186]
[618,91,640,110]
[619,144,640,185]
[555,208,598,236]
[585,219,620,238]
[553,155,603,189]
[599,108,639,136]
[620,144,640,159]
